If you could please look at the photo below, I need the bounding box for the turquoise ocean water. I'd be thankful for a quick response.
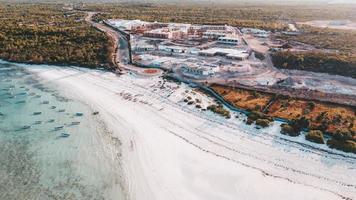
[0,62,125,200]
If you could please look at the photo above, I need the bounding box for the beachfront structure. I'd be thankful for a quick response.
[181,64,215,77]
[133,45,155,52]
[158,45,187,53]
[201,25,229,31]
[144,29,171,39]
[217,35,240,45]
[203,31,227,39]
[199,48,250,60]
[143,28,187,40]
[108,19,149,31]
[241,28,269,38]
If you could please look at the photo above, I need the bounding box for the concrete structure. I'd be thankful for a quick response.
[203,32,227,39]
[241,28,269,38]
[134,45,155,52]
[158,45,186,53]
[201,25,228,31]
[108,19,148,31]
[218,35,240,45]
[181,64,215,77]
[199,48,249,60]
[143,27,187,40]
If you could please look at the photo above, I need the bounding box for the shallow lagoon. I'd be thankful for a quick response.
[0,62,126,199]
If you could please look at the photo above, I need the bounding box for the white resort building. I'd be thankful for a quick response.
[217,35,240,45]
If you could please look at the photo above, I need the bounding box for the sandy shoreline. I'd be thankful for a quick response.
[26,64,356,200]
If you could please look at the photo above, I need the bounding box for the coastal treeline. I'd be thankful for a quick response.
[273,26,356,78]
[271,51,356,78]
[0,4,114,68]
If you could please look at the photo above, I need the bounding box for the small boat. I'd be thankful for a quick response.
[33,112,42,115]
[75,113,83,117]
[16,100,26,104]
[93,111,99,115]
[70,121,80,126]
[22,125,31,130]
[59,133,70,138]
[58,109,66,112]
[48,119,55,123]
[54,126,64,131]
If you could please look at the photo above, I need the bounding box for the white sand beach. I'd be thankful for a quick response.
[27,65,356,200]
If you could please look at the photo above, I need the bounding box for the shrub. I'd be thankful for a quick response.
[305,130,325,144]
[207,105,231,119]
[280,123,300,137]
[254,104,262,111]
[334,128,353,141]
[327,139,356,154]
[247,111,272,121]
[188,101,194,105]
[256,119,271,128]
[246,118,254,125]
[246,111,273,127]
[307,101,316,111]
[289,117,309,132]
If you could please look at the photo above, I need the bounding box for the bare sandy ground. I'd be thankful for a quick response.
[299,20,356,31]
[27,65,356,200]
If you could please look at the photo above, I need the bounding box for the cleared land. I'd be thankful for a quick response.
[299,20,356,31]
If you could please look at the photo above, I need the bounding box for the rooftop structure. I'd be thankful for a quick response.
[108,19,149,31]
[158,45,187,53]
[203,31,227,39]
[241,28,269,38]
[143,26,188,40]
[181,64,216,78]
[217,35,240,45]
[199,48,250,60]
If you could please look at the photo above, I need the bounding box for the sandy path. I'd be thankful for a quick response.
[28,65,356,200]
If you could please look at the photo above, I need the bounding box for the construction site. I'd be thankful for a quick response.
[105,19,356,108]
[107,19,255,79]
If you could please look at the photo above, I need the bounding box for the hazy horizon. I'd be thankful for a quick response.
[1,0,355,5]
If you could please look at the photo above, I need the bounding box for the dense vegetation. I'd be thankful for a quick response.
[273,26,356,78]
[0,4,113,68]
[211,84,356,153]
[87,4,356,31]
[271,51,356,78]
[279,26,356,54]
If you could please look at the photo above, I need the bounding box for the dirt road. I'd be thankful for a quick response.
[85,12,124,72]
